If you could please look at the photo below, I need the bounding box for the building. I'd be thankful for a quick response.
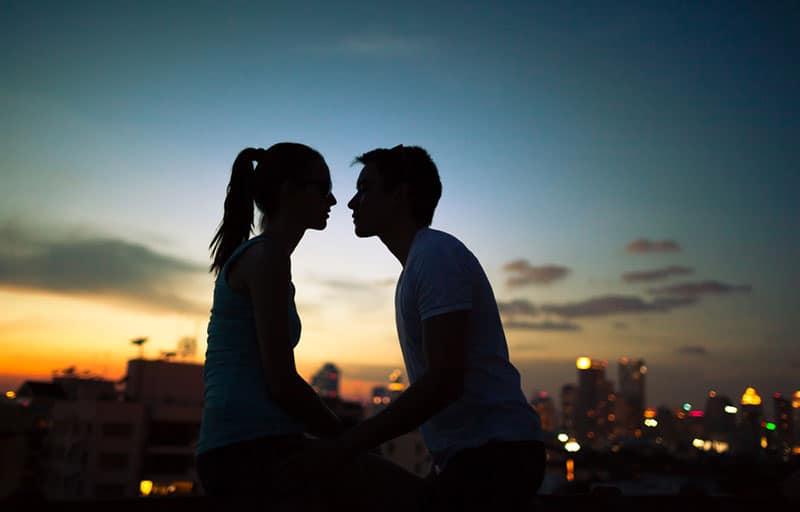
[311,363,340,399]
[41,358,204,499]
[738,386,763,454]
[617,357,646,435]
[703,390,737,441]
[575,357,614,444]
[530,391,556,432]
[560,384,578,436]
[773,393,794,458]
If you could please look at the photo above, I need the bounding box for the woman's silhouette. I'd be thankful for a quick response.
[195,144,422,508]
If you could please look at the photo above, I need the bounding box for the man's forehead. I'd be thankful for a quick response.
[357,164,381,184]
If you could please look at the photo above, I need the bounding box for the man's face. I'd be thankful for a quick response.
[347,164,395,238]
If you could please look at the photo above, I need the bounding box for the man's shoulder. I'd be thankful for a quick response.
[415,228,469,253]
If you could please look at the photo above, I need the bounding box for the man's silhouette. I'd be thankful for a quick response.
[338,145,546,509]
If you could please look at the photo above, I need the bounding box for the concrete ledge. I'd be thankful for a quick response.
[1,495,795,512]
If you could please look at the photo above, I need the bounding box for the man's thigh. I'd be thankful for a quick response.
[427,441,546,510]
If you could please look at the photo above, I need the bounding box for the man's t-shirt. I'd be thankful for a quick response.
[395,228,542,467]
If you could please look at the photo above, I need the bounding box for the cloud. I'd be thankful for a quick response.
[675,345,709,356]
[497,299,537,317]
[0,223,208,315]
[613,322,628,329]
[301,34,432,57]
[626,239,681,254]
[319,277,395,291]
[503,320,581,331]
[622,266,694,282]
[503,259,570,287]
[649,280,752,298]
[539,295,696,318]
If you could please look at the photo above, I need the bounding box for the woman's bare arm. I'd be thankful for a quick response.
[246,242,342,437]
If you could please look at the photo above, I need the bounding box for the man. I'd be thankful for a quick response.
[335,145,545,509]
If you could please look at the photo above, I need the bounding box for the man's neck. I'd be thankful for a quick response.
[379,224,424,267]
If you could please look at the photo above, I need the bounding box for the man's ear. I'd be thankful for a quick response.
[390,182,410,204]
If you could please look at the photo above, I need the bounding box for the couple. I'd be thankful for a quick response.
[195,143,545,510]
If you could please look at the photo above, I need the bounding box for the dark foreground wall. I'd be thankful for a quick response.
[0,495,795,512]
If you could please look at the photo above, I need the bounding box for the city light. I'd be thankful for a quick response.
[688,411,704,418]
[564,440,581,453]
[139,480,153,496]
[724,405,738,414]
[566,458,575,482]
[765,422,776,431]
[741,386,762,406]
[643,408,656,419]
[5,391,15,399]
[644,418,658,428]
[708,389,716,397]
[682,403,692,412]
[793,446,800,455]
[760,437,768,449]
[557,433,569,443]
[576,357,591,370]
[792,391,800,409]
[692,438,705,449]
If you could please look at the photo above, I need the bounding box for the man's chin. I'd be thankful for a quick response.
[353,225,374,238]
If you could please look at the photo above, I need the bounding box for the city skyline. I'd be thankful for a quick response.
[1,2,798,408]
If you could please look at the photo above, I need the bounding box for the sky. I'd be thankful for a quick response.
[1,1,798,410]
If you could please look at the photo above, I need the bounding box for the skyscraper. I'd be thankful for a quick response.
[739,386,763,453]
[560,384,578,435]
[310,363,340,399]
[617,357,646,435]
[530,391,556,432]
[575,357,613,443]
[774,393,794,457]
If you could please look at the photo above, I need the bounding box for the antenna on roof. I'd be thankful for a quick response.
[130,337,148,359]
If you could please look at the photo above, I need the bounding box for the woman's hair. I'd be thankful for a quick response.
[209,142,324,274]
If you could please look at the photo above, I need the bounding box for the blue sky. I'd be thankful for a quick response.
[1,1,798,407]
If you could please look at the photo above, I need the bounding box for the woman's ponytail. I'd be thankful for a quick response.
[209,148,260,274]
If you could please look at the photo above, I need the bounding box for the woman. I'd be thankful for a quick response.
[196,143,341,497]
[195,143,422,508]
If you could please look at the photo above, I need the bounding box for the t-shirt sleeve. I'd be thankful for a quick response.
[411,244,473,321]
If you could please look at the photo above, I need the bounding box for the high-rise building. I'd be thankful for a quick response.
[703,390,736,442]
[530,391,556,432]
[774,393,794,457]
[311,363,340,399]
[617,357,646,435]
[739,386,763,453]
[575,357,613,443]
[560,384,578,435]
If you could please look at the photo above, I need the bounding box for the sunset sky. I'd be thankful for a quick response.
[1,1,797,409]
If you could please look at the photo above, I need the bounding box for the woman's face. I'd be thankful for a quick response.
[294,159,336,230]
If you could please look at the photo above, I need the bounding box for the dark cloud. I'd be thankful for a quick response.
[613,322,628,330]
[503,259,570,287]
[0,223,208,315]
[540,295,696,318]
[675,345,709,356]
[622,266,694,282]
[649,280,752,298]
[503,320,581,331]
[320,277,395,290]
[497,299,537,317]
[626,239,681,254]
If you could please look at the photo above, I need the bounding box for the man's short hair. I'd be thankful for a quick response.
[354,145,442,227]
